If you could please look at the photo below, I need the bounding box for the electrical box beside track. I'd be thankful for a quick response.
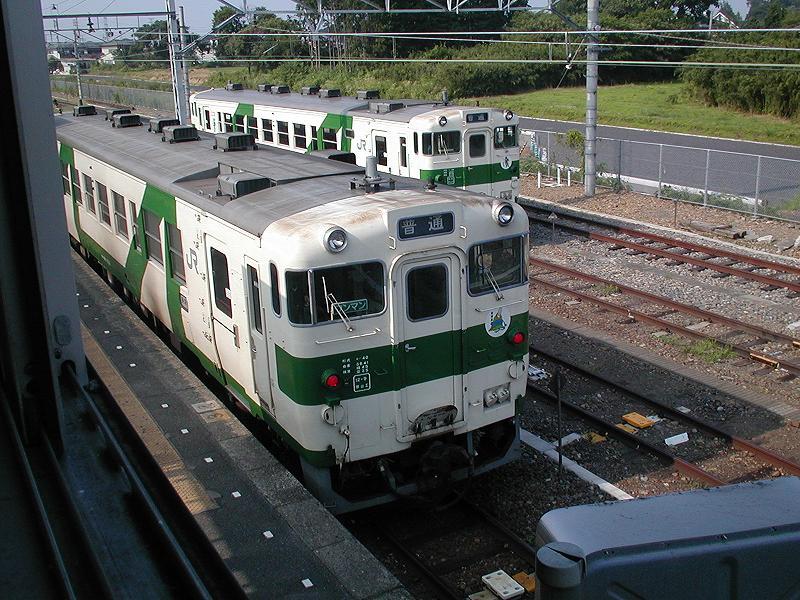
[534,477,800,599]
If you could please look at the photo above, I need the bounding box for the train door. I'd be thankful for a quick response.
[204,235,251,396]
[203,109,211,131]
[244,257,274,414]
[466,129,492,195]
[398,136,410,177]
[393,253,464,442]
[373,131,392,174]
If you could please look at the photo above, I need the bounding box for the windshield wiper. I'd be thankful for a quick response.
[484,267,504,301]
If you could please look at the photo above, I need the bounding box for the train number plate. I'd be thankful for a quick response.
[398,212,454,240]
[352,373,371,392]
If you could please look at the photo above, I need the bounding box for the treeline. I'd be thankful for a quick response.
[681,2,800,119]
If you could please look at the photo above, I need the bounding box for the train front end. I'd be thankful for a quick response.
[263,182,529,512]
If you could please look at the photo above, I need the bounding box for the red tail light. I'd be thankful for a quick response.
[511,331,525,345]
[324,374,341,389]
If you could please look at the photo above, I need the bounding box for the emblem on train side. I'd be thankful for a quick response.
[485,307,511,337]
[500,156,512,170]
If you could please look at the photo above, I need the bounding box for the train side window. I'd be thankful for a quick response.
[344,129,354,139]
[294,123,306,149]
[407,264,448,321]
[413,132,418,154]
[61,162,70,195]
[494,125,517,149]
[270,263,281,316]
[261,118,273,142]
[143,210,163,266]
[323,127,337,149]
[277,121,289,146]
[216,112,222,132]
[204,110,210,129]
[468,236,525,296]
[96,182,111,226]
[129,201,140,250]
[246,116,257,134]
[82,174,95,213]
[112,191,128,240]
[223,113,233,132]
[310,126,318,151]
[247,265,263,334]
[469,133,486,158]
[375,136,387,166]
[167,223,185,285]
[71,167,82,204]
[286,271,311,324]
[400,137,407,167]
[234,114,245,132]
[210,247,232,317]
[312,262,385,324]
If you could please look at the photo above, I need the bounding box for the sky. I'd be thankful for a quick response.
[41,0,754,37]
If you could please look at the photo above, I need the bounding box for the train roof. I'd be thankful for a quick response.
[54,113,461,236]
[192,88,496,123]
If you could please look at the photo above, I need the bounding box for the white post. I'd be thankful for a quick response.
[567,169,572,187]
[557,167,562,186]
[165,0,188,123]
[538,171,542,188]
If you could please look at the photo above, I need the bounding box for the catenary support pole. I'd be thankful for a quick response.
[584,0,599,196]
[179,6,191,117]
[165,0,188,123]
[73,30,83,105]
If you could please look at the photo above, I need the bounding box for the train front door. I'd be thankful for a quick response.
[393,253,464,442]
[244,257,274,414]
[465,129,492,195]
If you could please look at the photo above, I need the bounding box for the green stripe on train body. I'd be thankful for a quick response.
[419,160,520,187]
[319,113,354,153]
[275,312,528,406]
[234,103,255,118]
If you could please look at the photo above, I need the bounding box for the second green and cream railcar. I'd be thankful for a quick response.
[56,111,530,512]
[189,86,521,201]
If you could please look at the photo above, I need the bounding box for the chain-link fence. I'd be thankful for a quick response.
[50,78,175,113]
[523,129,800,223]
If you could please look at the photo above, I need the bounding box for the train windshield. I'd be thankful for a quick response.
[286,263,385,325]
[422,131,461,156]
[494,126,517,149]
[468,236,525,295]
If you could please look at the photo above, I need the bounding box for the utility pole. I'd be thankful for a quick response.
[165,0,189,123]
[584,0,599,196]
[73,29,83,105]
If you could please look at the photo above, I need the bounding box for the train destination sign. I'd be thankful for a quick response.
[398,212,455,240]
[466,112,489,123]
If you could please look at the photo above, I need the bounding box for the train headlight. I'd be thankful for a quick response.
[438,116,447,127]
[323,227,348,253]
[504,110,514,121]
[492,201,515,226]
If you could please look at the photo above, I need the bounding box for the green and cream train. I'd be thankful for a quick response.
[56,108,529,512]
[189,85,521,201]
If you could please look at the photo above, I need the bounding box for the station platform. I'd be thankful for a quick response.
[72,254,409,599]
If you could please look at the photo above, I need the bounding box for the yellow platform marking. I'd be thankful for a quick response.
[81,324,218,514]
[622,412,656,429]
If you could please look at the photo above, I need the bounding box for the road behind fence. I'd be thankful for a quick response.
[523,129,800,223]
[50,78,175,113]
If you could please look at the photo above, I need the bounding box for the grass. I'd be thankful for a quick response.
[593,283,620,296]
[474,82,800,146]
[660,335,735,364]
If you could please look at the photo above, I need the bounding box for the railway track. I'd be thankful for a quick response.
[526,207,800,295]
[364,500,537,599]
[527,347,800,489]
[530,256,800,379]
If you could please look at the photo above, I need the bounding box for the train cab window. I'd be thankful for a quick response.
[400,137,407,167]
[422,131,461,156]
[247,265,263,334]
[61,162,70,195]
[468,236,525,296]
[129,201,140,250]
[234,114,245,132]
[96,182,111,226]
[143,210,163,266]
[82,173,95,213]
[469,133,486,158]
[210,247,232,317]
[112,191,128,240]
[277,121,289,146]
[270,263,281,316]
[494,125,517,149]
[312,262,385,324]
[286,271,311,324]
[167,224,185,285]
[294,123,307,149]
[375,136,387,166]
[71,167,81,204]
[407,264,448,321]
[323,127,337,150]
[261,118,273,142]
[246,116,258,134]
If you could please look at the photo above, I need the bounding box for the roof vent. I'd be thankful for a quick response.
[217,172,273,199]
[226,81,244,91]
[350,155,395,194]
[162,125,200,143]
[301,86,320,96]
[319,88,341,98]
[73,105,97,117]
[105,107,130,121]
[213,132,257,152]
[356,89,380,100]
[271,85,290,94]
[112,113,143,128]
[257,83,272,92]
[149,117,180,133]
[370,101,405,114]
